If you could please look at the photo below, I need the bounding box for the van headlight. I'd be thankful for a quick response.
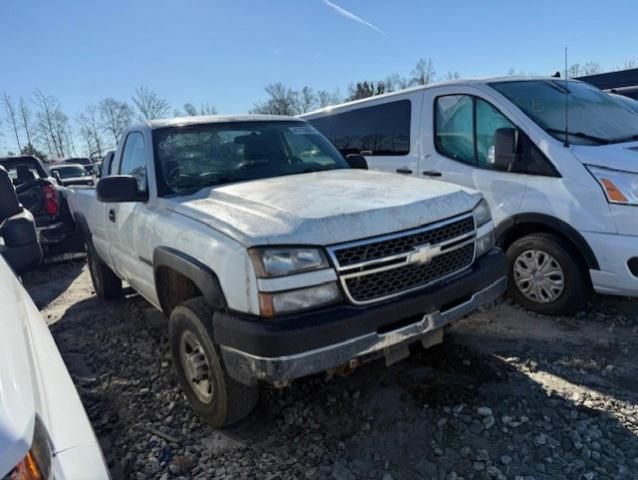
[6,415,53,480]
[473,199,495,257]
[249,247,330,277]
[259,282,342,317]
[587,165,638,205]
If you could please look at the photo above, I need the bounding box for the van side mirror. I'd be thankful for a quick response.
[345,154,368,170]
[493,128,519,171]
[97,176,148,203]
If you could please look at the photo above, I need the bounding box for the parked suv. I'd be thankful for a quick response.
[68,115,506,427]
[303,78,638,315]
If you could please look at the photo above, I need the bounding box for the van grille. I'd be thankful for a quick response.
[328,214,476,305]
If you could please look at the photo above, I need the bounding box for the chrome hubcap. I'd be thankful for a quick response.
[179,331,213,403]
[513,249,565,303]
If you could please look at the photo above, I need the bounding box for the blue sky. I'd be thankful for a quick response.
[1,0,637,125]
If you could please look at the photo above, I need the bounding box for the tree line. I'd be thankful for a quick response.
[2,57,636,160]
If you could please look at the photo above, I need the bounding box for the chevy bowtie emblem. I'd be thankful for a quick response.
[407,244,441,265]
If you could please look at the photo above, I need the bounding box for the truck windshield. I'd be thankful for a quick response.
[55,166,88,178]
[153,121,349,195]
[490,80,638,145]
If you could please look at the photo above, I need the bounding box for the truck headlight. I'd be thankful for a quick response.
[250,247,330,277]
[587,165,638,205]
[259,282,342,317]
[6,415,53,480]
[473,198,492,227]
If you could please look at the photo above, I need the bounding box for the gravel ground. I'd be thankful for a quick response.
[23,261,638,480]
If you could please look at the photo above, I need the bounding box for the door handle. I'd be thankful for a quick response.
[108,209,116,223]
[396,168,413,175]
[422,170,442,177]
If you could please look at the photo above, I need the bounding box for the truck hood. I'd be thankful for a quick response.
[571,141,638,173]
[169,169,481,246]
[0,261,36,476]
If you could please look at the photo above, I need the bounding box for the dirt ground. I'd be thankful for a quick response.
[23,260,638,480]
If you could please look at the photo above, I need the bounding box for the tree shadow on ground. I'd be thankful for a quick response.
[22,259,86,309]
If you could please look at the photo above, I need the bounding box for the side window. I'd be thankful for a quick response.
[435,95,557,176]
[434,95,474,164]
[309,100,411,156]
[119,132,147,191]
[476,99,515,167]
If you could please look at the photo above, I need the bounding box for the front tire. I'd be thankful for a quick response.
[506,233,588,316]
[169,298,259,428]
[87,242,122,300]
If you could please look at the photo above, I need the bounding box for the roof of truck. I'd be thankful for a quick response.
[143,114,302,129]
[301,76,581,117]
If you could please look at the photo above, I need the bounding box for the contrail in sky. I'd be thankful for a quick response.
[320,0,387,37]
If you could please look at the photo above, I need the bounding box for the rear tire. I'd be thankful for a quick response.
[169,297,259,428]
[506,233,588,315]
[87,242,122,300]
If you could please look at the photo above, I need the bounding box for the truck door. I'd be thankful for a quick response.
[108,131,157,302]
[419,88,528,226]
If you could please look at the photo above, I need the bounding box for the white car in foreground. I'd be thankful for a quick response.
[0,256,109,479]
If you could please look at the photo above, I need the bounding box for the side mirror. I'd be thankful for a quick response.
[346,154,368,170]
[493,128,519,171]
[97,176,148,203]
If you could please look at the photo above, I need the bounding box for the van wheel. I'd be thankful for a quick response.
[506,233,588,316]
[169,297,259,428]
[87,243,122,300]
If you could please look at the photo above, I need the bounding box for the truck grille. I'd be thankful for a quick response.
[344,243,474,303]
[328,214,476,305]
[333,216,474,268]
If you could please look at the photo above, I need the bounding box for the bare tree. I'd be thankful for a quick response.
[411,58,436,86]
[251,83,299,115]
[624,59,637,69]
[18,98,34,147]
[77,104,104,158]
[98,98,134,144]
[33,90,72,158]
[132,86,170,121]
[317,89,341,108]
[443,71,461,81]
[2,93,22,151]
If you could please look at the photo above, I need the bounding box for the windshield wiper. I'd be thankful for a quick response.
[608,134,638,144]
[546,128,610,145]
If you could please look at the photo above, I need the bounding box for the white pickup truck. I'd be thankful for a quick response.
[68,115,506,427]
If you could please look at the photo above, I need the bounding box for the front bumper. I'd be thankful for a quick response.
[584,231,638,296]
[217,249,506,384]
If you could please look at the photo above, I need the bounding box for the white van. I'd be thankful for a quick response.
[301,77,638,315]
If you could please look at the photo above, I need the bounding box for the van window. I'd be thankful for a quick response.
[476,99,516,167]
[434,95,474,164]
[309,100,411,156]
[435,95,558,176]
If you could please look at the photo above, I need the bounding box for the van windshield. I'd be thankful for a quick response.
[153,121,349,195]
[490,80,638,145]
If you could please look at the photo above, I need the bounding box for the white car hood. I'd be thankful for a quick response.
[0,259,103,477]
[0,262,36,476]
[571,141,638,173]
[169,169,481,246]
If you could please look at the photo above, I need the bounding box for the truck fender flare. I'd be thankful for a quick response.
[495,212,599,270]
[153,247,227,311]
